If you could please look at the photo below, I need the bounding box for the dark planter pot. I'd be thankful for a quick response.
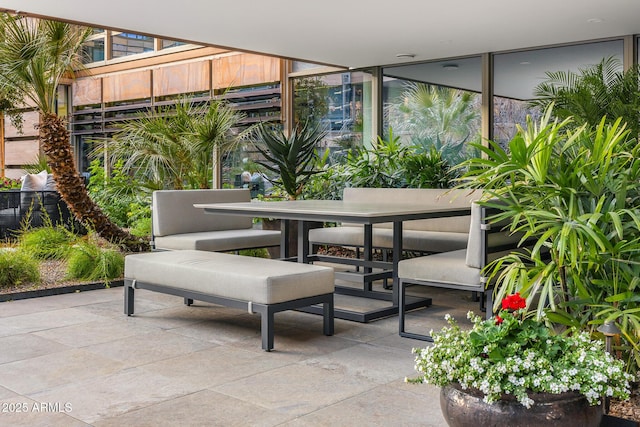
[262,218,298,259]
[440,383,602,427]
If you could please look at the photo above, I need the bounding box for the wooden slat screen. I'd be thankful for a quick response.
[5,139,39,165]
[213,54,280,89]
[154,61,210,97]
[72,78,102,106]
[103,70,151,103]
[5,111,39,139]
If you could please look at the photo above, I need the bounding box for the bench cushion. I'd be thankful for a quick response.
[125,250,334,305]
[309,226,468,252]
[154,229,281,252]
[398,249,480,287]
[153,189,253,237]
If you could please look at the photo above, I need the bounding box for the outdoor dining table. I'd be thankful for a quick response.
[195,199,471,322]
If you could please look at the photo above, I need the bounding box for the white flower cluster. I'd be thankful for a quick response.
[409,314,633,408]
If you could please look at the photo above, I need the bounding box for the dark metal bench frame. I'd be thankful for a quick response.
[399,205,521,342]
[124,278,334,351]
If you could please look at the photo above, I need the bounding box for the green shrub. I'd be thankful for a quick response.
[66,241,124,284]
[0,249,40,288]
[238,248,270,258]
[19,226,76,260]
[87,159,151,228]
[129,217,152,238]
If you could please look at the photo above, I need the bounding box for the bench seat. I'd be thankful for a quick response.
[308,188,479,254]
[309,227,468,253]
[152,189,281,254]
[124,250,334,351]
[153,229,282,252]
[399,249,479,288]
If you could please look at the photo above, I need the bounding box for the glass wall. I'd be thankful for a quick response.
[110,32,154,58]
[493,40,624,146]
[81,35,105,63]
[161,39,186,49]
[383,57,482,167]
[292,70,372,156]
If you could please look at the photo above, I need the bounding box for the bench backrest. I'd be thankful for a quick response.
[466,202,525,270]
[342,187,481,233]
[152,189,252,237]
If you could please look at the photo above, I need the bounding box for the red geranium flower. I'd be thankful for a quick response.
[501,292,526,311]
[495,315,503,325]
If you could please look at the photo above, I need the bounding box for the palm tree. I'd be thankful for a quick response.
[0,14,148,251]
[385,82,481,166]
[532,56,640,137]
[104,97,246,191]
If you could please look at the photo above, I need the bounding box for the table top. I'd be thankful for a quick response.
[195,199,471,224]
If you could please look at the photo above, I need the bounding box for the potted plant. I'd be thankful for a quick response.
[408,293,632,427]
[457,105,640,376]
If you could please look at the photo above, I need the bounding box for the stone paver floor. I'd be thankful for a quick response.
[0,281,477,426]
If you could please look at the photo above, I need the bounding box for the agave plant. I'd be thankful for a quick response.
[458,105,640,373]
[254,121,326,200]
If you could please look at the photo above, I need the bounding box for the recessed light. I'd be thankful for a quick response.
[396,53,416,59]
[442,64,459,70]
[520,61,531,65]
[587,18,604,23]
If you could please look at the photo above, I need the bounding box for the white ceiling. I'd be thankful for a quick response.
[1,0,639,70]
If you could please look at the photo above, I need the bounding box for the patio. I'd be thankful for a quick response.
[0,282,476,426]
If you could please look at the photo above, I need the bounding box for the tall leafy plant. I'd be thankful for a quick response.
[345,129,407,188]
[254,121,326,200]
[532,56,640,137]
[385,82,481,165]
[459,106,640,372]
[105,97,245,190]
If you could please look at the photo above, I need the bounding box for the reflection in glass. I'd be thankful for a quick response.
[292,71,372,154]
[493,40,623,146]
[81,38,105,63]
[111,33,154,58]
[161,40,186,49]
[383,58,482,167]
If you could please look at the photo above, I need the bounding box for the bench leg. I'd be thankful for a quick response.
[184,298,193,306]
[261,308,275,352]
[124,279,135,316]
[323,296,334,336]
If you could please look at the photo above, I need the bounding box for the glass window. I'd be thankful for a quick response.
[111,32,154,58]
[383,57,482,166]
[493,40,623,146]
[292,71,372,153]
[56,85,69,119]
[81,38,105,63]
[161,40,186,49]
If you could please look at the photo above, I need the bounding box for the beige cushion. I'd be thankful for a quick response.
[465,202,483,268]
[398,249,481,287]
[308,188,479,252]
[152,189,254,237]
[20,170,47,191]
[309,226,467,252]
[125,250,334,305]
[154,229,281,251]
